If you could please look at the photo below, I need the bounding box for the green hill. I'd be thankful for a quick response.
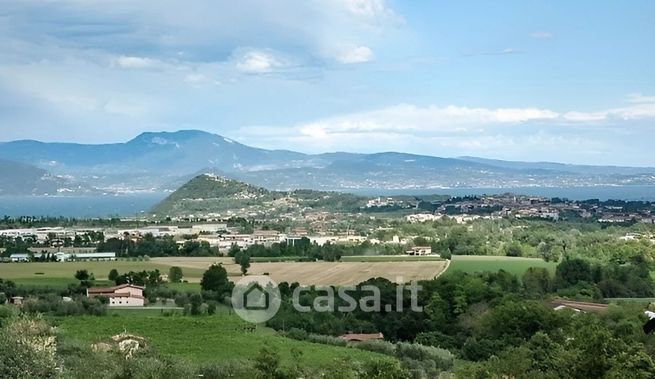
[151,174,367,217]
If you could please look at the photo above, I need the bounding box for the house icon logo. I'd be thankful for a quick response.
[231,276,281,323]
[243,283,269,310]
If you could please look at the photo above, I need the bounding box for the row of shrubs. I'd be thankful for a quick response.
[19,295,107,316]
[285,328,348,346]
[283,327,455,377]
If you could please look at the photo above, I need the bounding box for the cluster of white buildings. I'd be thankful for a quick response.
[9,252,116,262]
[106,224,228,240]
[406,213,489,224]
[195,230,369,250]
[366,197,396,208]
[0,226,100,244]
[514,207,560,220]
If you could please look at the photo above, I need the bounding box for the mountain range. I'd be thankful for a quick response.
[2,130,655,196]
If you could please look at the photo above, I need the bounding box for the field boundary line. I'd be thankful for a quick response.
[435,259,450,279]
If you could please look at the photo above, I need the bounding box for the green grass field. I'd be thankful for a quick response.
[8,277,114,288]
[54,313,392,367]
[166,281,202,292]
[0,260,207,283]
[340,255,444,262]
[447,255,557,276]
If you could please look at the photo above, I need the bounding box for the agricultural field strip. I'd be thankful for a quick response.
[0,258,448,286]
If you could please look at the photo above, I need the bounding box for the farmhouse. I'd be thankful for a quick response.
[407,246,432,256]
[87,284,145,307]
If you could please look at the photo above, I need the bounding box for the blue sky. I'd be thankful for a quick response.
[0,0,654,165]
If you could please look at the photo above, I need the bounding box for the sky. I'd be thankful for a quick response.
[0,0,654,166]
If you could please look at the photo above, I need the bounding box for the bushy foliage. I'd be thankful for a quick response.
[21,295,107,316]
[200,264,233,297]
[168,266,183,283]
[356,340,397,356]
[97,233,217,257]
[0,314,59,379]
[306,334,348,347]
[395,342,454,371]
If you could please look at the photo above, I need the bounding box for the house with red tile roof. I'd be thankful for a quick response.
[87,284,145,307]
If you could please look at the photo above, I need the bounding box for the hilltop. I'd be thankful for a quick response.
[151,174,367,217]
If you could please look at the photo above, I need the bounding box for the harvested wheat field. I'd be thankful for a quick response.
[152,257,448,286]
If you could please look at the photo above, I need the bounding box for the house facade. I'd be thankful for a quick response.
[87,284,145,307]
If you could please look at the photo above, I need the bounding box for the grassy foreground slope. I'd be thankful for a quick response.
[55,313,393,368]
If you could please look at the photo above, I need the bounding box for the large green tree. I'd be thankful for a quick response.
[168,266,184,283]
[200,264,233,296]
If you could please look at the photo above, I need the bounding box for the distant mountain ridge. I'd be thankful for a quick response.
[2,130,655,195]
[458,156,655,176]
[0,159,79,196]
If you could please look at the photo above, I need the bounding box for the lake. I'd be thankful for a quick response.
[0,193,167,218]
[1,185,655,218]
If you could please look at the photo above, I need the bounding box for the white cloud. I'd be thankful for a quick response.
[233,104,561,152]
[338,0,403,26]
[562,111,607,122]
[611,103,655,120]
[293,104,560,138]
[563,94,655,122]
[626,93,655,104]
[335,45,374,64]
[302,96,655,137]
[114,56,163,69]
[234,49,286,73]
[2,1,400,73]
[234,96,655,157]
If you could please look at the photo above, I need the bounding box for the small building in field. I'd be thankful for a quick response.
[87,284,145,307]
[550,299,608,314]
[338,332,384,343]
[9,253,29,262]
[407,246,432,256]
[58,252,116,262]
[10,296,24,305]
